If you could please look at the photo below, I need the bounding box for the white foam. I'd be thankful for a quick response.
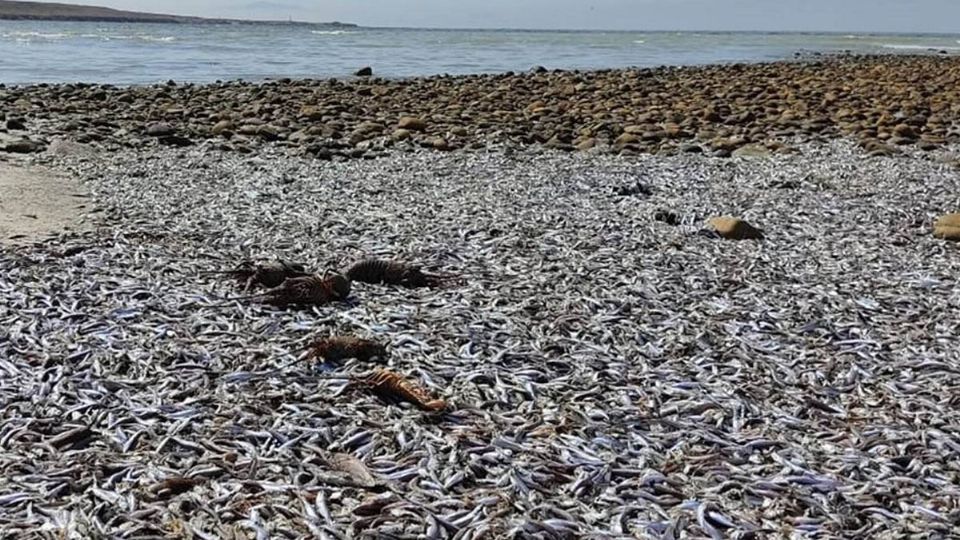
[2,31,70,39]
[880,43,960,51]
[633,39,645,44]
[2,31,173,43]
[311,30,356,35]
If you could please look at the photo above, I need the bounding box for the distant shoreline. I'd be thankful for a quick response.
[0,16,358,27]
[0,0,356,26]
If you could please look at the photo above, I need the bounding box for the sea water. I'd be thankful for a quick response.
[1,20,958,84]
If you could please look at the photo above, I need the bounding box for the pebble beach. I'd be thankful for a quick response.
[2,55,960,538]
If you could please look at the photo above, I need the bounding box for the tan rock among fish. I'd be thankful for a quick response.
[933,213,960,241]
[707,216,765,240]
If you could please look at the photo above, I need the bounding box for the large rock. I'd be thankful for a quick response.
[391,129,412,141]
[211,120,235,135]
[732,144,772,158]
[48,139,94,157]
[707,217,764,240]
[615,133,639,146]
[1,137,42,153]
[397,116,427,131]
[299,106,324,121]
[145,123,174,137]
[355,66,373,77]
[933,213,960,241]
[157,135,193,147]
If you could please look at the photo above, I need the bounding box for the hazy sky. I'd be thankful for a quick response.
[32,0,960,33]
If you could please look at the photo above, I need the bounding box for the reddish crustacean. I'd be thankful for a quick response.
[345,259,449,288]
[305,336,387,364]
[361,369,446,412]
[226,272,351,307]
[205,259,311,291]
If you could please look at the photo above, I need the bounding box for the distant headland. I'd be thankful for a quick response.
[0,0,357,26]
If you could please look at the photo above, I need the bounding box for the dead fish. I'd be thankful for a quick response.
[46,425,93,449]
[328,452,380,488]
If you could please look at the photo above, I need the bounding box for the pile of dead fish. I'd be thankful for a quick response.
[1,142,959,538]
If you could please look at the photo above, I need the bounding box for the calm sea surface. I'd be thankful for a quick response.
[1,21,959,84]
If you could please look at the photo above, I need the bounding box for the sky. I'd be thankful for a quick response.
[29,0,960,33]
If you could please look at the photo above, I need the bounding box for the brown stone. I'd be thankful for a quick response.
[398,116,427,131]
[707,217,764,240]
[299,106,324,121]
[211,120,234,135]
[711,137,746,151]
[732,144,771,158]
[933,213,960,241]
[391,128,412,141]
[615,133,639,146]
[893,124,918,139]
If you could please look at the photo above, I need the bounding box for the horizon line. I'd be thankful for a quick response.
[357,26,960,36]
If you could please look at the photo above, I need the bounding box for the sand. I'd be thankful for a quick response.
[0,160,91,246]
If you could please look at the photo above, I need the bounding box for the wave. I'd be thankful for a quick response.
[2,31,175,43]
[311,30,357,35]
[879,43,960,51]
[633,39,645,44]
[2,31,70,39]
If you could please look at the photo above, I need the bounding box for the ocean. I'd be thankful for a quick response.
[1,20,959,84]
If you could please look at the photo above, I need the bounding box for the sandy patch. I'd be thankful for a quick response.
[0,161,91,246]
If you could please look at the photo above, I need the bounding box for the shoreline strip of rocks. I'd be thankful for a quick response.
[1,54,959,161]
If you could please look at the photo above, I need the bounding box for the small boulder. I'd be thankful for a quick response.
[391,128,412,141]
[892,124,918,139]
[397,116,427,131]
[862,140,900,157]
[355,66,373,77]
[158,135,193,147]
[48,139,94,157]
[2,138,42,153]
[576,138,596,151]
[707,217,764,240]
[299,106,324,121]
[711,137,746,152]
[6,118,26,131]
[732,144,772,158]
[615,133,639,146]
[211,120,235,135]
[933,213,960,241]
[145,123,174,137]
[257,125,282,141]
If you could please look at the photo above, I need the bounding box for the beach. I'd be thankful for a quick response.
[2,55,960,538]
